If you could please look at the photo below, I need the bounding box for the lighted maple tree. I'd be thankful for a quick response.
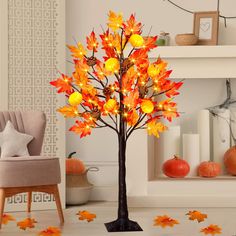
[50,11,182,232]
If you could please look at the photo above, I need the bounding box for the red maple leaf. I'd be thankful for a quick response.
[143,36,158,51]
[165,81,183,98]
[129,48,148,66]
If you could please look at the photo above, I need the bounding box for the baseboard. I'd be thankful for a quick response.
[90,186,118,201]
[128,195,236,208]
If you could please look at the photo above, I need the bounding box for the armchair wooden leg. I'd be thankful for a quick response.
[27,192,32,213]
[0,188,6,229]
[53,185,64,224]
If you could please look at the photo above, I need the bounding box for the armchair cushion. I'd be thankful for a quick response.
[0,156,61,188]
[0,121,33,158]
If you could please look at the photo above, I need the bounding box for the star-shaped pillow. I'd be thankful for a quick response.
[0,121,34,158]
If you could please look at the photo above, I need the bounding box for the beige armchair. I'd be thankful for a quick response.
[0,111,64,228]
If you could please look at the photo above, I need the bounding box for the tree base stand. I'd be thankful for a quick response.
[105,218,143,232]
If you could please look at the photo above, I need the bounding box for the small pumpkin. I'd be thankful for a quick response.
[104,99,117,112]
[224,146,236,175]
[141,100,154,114]
[198,161,221,178]
[129,34,144,47]
[162,155,190,178]
[66,152,86,175]
[105,58,120,73]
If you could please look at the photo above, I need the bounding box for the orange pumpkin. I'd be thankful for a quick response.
[66,152,86,175]
[224,146,236,175]
[198,161,221,178]
[162,155,190,178]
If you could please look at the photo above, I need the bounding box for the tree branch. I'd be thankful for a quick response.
[98,117,118,134]
[126,114,147,140]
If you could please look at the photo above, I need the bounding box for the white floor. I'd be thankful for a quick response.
[1,202,236,236]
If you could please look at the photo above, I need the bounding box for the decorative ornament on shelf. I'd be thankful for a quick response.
[224,147,236,175]
[207,79,236,175]
[175,33,198,46]
[66,152,99,205]
[50,10,183,232]
[156,31,170,46]
[198,161,221,178]
[163,155,190,178]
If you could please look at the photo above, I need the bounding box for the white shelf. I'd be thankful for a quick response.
[154,175,236,181]
[148,45,236,59]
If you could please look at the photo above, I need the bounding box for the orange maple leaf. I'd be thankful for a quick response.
[69,121,92,138]
[38,226,61,236]
[76,210,96,222]
[122,67,137,91]
[123,14,142,36]
[123,89,139,109]
[186,210,207,223]
[86,31,99,52]
[127,109,139,126]
[107,11,123,31]
[2,214,15,225]
[147,120,167,138]
[57,106,79,118]
[17,218,37,230]
[158,99,179,122]
[67,43,86,59]
[50,74,73,94]
[200,224,222,235]
[93,60,111,80]
[154,215,179,228]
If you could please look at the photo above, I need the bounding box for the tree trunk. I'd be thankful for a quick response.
[104,119,143,232]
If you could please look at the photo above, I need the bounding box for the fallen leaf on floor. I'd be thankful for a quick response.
[17,218,37,230]
[200,224,222,235]
[154,215,179,228]
[186,210,207,223]
[2,214,15,225]
[76,210,96,222]
[38,226,61,236]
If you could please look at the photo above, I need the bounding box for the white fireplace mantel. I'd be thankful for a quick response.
[126,45,236,208]
[144,45,236,79]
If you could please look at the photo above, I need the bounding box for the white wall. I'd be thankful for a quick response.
[66,0,236,199]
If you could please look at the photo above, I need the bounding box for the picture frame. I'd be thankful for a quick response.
[193,11,219,45]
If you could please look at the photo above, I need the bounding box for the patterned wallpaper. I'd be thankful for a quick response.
[7,0,61,208]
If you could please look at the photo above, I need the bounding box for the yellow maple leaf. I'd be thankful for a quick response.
[107,11,123,31]
[57,105,79,118]
[17,218,37,230]
[200,224,222,235]
[186,210,207,223]
[154,215,179,228]
[76,210,96,222]
[147,120,167,137]
[2,214,15,225]
[38,226,61,236]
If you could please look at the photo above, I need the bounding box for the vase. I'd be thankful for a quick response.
[66,167,98,205]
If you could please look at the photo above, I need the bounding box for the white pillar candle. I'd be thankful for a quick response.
[156,126,181,176]
[197,110,210,162]
[230,109,236,147]
[213,109,230,173]
[183,134,200,176]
